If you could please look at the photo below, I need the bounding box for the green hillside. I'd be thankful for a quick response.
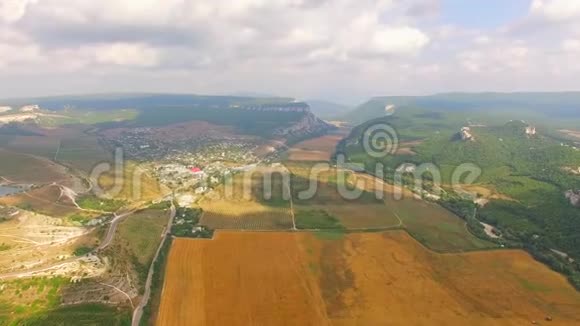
[345,92,580,128]
[340,110,580,289]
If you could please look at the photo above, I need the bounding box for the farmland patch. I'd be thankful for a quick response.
[157,231,580,326]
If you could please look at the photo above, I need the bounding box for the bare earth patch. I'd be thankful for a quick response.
[559,129,580,140]
[287,133,346,161]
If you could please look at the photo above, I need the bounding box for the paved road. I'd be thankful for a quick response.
[132,203,176,326]
[97,209,140,251]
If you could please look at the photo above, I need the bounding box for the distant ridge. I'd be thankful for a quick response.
[345,92,580,124]
[0,93,295,111]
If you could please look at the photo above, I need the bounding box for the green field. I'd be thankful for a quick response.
[117,208,169,265]
[295,208,344,230]
[387,197,496,252]
[77,195,126,212]
[287,162,496,252]
[114,207,169,288]
[12,304,131,326]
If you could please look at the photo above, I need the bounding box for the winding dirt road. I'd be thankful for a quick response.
[0,204,152,281]
[132,203,176,326]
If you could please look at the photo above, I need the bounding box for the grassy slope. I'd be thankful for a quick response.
[13,304,131,326]
[344,92,580,128]
[115,208,170,288]
[340,106,580,288]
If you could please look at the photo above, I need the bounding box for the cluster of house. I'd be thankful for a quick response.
[235,102,311,113]
[167,142,258,168]
[155,163,209,189]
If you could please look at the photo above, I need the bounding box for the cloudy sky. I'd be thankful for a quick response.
[1,0,580,103]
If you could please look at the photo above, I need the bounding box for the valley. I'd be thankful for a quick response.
[0,93,580,325]
[5,1,580,325]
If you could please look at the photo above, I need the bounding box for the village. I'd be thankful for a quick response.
[152,142,262,206]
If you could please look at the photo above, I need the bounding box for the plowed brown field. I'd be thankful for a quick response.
[157,231,580,326]
[287,133,344,161]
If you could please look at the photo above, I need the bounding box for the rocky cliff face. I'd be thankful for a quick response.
[565,190,580,207]
[273,109,335,139]
[458,127,475,141]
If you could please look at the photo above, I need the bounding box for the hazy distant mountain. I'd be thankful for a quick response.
[2,93,295,111]
[306,100,351,119]
[0,93,334,143]
[345,92,580,124]
[229,91,278,98]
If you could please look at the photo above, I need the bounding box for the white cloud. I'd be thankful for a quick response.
[5,0,431,67]
[458,43,530,74]
[530,0,580,22]
[0,42,41,67]
[0,25,42,67]
[562,39,580,51]
[369,27,429,55]
[0,0,579,99]
[92,43,160,67]
[415,64,440,74]
[0,0,36,23]
[281,28,325,47]
[474,35,492,45]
